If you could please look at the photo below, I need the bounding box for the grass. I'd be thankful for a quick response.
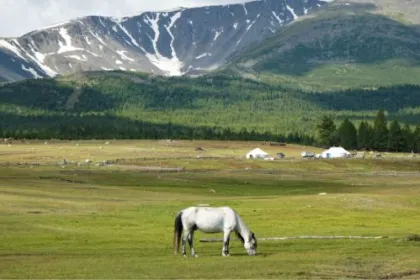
[259,59,420,92]
[0,140,419,279]
[0,139,324,164]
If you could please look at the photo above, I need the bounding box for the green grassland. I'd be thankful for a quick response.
[0,140,419,279]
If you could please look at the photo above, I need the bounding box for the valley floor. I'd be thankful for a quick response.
[0,140,419,279]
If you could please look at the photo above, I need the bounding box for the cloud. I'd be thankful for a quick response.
[0,0,254,37]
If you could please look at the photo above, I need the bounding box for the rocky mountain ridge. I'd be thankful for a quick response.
[0,0,332,82]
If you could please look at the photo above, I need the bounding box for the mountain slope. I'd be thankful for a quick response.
[229,0,420,89]
[0,70,419,141]
[340,0,420,24]
[0,0,330,82]
[1,0,420,140]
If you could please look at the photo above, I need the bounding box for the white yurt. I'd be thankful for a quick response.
[246,148,269,159]
[321,146,351,159]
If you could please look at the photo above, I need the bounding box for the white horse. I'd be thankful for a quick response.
[173,206,257,257]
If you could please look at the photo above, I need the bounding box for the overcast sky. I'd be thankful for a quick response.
[0,0,256,37]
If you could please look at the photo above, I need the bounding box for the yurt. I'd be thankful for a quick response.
[246,148,269,159]
[321,146,351,159]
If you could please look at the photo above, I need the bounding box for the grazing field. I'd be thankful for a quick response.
[0,140,419,279]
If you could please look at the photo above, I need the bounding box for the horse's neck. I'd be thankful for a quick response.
[235,214,250,241]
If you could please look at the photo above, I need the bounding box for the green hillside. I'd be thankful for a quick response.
[230,2,420,91]
[0,70,419,142]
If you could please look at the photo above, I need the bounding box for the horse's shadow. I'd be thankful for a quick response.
[182,252,271,258]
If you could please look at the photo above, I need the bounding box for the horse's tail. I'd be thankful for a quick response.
[173,211,183,254]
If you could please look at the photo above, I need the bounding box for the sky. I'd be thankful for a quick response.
[0,0,255,37]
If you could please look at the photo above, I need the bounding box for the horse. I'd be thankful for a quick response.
[173,206,257,257]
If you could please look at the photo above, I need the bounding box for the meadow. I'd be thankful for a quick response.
[0,140,419,279]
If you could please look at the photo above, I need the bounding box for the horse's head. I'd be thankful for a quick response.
[244,232,257,256]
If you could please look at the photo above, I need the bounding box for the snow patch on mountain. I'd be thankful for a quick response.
[58,28,84,54]
[67,55,87,61]
[286,5,299,20]
[214,29,223,41]
[19,40,58,77]
[117,50,134,61]
[113,18,140,48]
[22,65,42,78]
[196,53,211,59]
[0,39,26,61]
[89,31,107,46]
[144,12,184,76]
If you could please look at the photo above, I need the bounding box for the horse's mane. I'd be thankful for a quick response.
[235,230,245,244]
[233,209,248,244]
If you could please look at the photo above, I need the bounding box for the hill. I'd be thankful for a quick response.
[0,70,419,142]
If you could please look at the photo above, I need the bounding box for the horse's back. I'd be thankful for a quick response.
[181,206,237,233]
[181,206,235,215]
[196,206,236,217]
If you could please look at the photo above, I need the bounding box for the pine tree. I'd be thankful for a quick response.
[357,121,371,150]
[414,125,420,153]
[402,123,414,152]
[367,123,375,150]
[387,120,404,152]
[337,118,357,150]
[316,115,337,147]
[372,109,388,151]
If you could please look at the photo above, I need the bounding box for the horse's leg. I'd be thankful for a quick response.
[222,230,231,257]
[187,230,198,257]
[182,229,189,257]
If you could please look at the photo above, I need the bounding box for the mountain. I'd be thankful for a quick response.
[229,0,420,90]
[0,0,331,82]
[1,0,420,142]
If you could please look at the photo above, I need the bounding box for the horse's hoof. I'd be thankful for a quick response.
[194,254,199,258]
[183,254,187,258]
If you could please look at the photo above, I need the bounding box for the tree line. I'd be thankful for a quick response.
[316,109,420,152]
[0,112,316,145]
[0,72,419,151]
[0,108,418,153]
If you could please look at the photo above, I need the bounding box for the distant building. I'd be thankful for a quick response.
[246,148,269,159]
[321,147,351,159]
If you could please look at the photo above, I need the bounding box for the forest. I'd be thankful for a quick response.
[0,70,419,151]
[317,110,420,153]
